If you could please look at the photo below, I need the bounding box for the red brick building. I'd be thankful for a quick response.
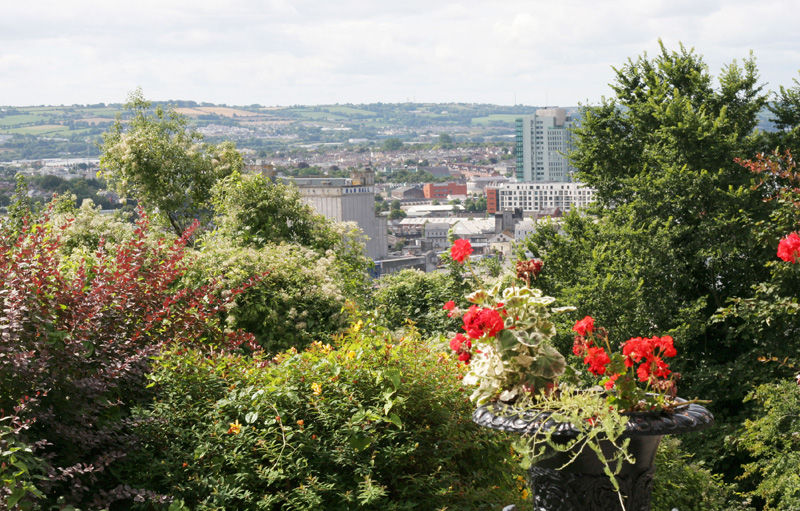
[486,188,498,214]
[423,182,467,199]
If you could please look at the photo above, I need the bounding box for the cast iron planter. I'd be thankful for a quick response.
[473,399,713,511]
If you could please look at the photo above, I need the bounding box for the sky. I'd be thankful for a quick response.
[2,0,800,107]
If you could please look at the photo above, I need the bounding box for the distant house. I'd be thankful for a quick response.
[488,232,514,259]
[451,218,495,254]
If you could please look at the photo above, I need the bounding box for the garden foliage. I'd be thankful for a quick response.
[122,322,525,510]
[209,172,372,299]
[370,257,470,337]
[184,242,350,353]
[739,381,800,510]
[651,437,752,511]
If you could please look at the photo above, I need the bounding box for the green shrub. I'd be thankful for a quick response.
[651,436,752,511]
[185,242,350,353]
[124,323,525,510]
[209,173,372,299]
[0,409,46,510]
[739,380,800,510]
[53,199,136,257]
[371,268,469,337]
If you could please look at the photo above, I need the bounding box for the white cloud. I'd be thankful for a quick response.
[1,0,799,106]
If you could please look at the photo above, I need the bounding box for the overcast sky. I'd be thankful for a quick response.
[2,0,800,107]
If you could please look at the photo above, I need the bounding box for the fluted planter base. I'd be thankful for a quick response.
[473,400,713,511]
[526,454,655,510]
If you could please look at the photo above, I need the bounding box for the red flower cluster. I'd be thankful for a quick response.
[449,333,472,363]
[777,232,800,263]
[572,316,678,391]
[584,346,611,376]
[451,239,473,264]
[572,323,608,374]
[572,316,595,336]
[462,305,505,339]
[622,336,676,382]
[446,302,507,364]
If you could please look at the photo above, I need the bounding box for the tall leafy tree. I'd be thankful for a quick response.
[520,43,781,475]
[99,89,242,236]
[767,72,800,153]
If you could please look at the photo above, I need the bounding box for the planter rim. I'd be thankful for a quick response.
[473,398,714,438]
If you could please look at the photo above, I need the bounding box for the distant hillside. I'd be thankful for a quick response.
[0,101,775,161]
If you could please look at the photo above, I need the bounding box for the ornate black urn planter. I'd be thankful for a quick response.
[473,400,714,511]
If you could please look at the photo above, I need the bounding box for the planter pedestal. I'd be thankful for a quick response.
[473,401,713,511]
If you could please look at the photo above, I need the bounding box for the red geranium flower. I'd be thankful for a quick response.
[653,356,671,379]
[451,239,473,264]
[463,306,505,339]
[584,346,610,376]
[479,308,505,337]
[622,336,648,367]
[443,300,456,311]
[636,363,651,382]
[604,373,620,390]
[462,305,482,338]
[652,335,677,358]
[777,232,800,263]
[572,316,595,336]
[449,333,470,352]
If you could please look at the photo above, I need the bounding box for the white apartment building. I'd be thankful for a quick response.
[291,172,388,260]
[496,181,596,214]
[515,107,577,182]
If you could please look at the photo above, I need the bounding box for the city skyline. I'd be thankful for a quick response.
[3,0,800,107]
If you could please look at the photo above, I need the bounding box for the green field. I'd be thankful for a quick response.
[321,105,376,116]
[290,109,340,120]
[470,114,519,125]
[2,124,70,135]
[0,114,48,127]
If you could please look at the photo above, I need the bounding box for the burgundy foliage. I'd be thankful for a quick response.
[0,208,259,508]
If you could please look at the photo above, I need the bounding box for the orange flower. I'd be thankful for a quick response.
[227,420,242,435]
